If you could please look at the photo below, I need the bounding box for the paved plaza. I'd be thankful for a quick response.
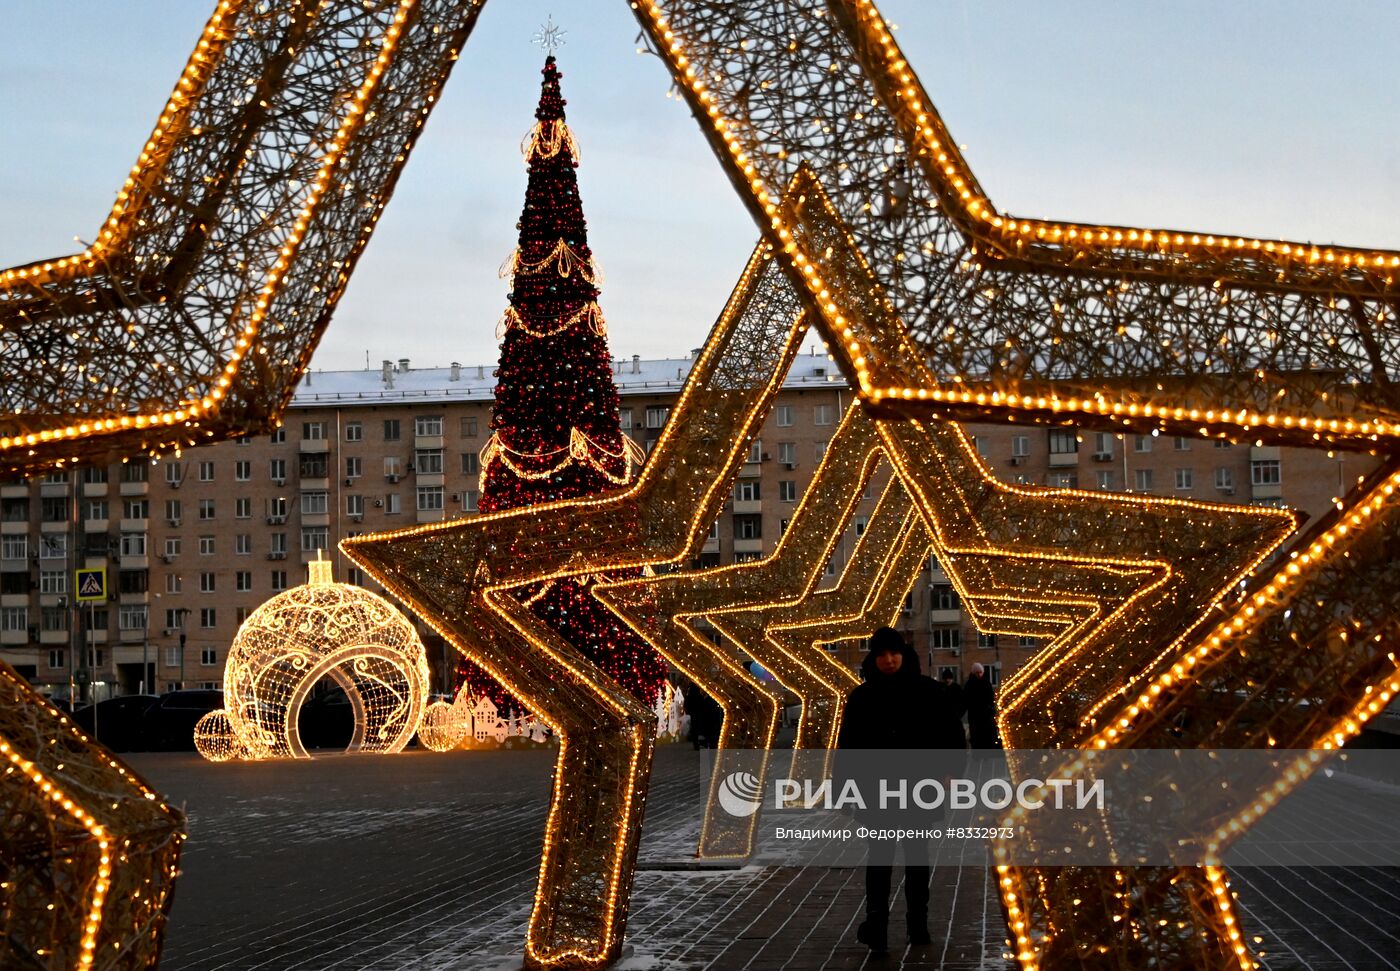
[132,746,1400,970]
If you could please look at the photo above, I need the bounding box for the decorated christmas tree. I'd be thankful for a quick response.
[458,52,666,709]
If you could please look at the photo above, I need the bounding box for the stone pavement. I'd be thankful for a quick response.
[130,746,1400,970]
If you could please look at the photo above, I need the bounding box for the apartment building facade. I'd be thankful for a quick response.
[1,352,1372,703]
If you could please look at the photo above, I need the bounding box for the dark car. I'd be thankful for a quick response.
[298,685,355,751]
[72,694,160,752]
[144,689,226,751]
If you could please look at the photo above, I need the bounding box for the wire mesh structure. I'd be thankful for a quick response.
[1,661,184,969]
[342,241,810,968]
[0,0,487,477]
[628,1,1400,961]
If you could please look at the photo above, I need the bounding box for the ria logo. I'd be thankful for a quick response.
[716,770,763,817]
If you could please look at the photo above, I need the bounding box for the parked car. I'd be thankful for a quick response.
[143,690,226,751]
[298,685,355,751]
[71,694,160,752]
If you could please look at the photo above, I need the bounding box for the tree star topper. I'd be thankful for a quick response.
[533,16,566,55]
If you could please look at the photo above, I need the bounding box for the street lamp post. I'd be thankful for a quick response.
[176,607,190,690]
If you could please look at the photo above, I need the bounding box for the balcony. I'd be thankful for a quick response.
[40,630,68,645]
[298,439,329,455]
[732,499,762,515]
[0,484,29,498]
[118,591,150,605]
[733,537,763,555]
[300,512,330,528]
[413,434,445,450]
[0,594,26,608]
[81,481,109,497]
[416,509,446,525]
[738,461,761,479]
[1048,450,1080,468]
[84,518,110,534]
[0,629,25,646]
[118,480,149,496]
[39,481,70,498]
[118,517,148,533]
[415,472,445,488]
[85,629,110,645]
[929,608,962,625]
[0,521,27,536]
[300,477,330,492]
[119,554,149,570]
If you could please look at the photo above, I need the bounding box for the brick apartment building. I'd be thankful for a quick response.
[0,351,1376,704]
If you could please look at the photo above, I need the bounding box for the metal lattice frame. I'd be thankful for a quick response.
[1,661,184,969]
[628,1,1400,964]
[0,0,486,476]
[342,242,809,967]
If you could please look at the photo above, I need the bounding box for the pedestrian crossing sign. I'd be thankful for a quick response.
[75,568,107,602]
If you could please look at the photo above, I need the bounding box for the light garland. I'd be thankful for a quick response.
[201,553,430,761]
[522,118,581,163]
[498,237,604,285]
[478,427,645,490]
[496,301,607,340]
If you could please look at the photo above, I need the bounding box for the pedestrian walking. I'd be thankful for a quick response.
[838,627,965,954]
[964,662,999,750]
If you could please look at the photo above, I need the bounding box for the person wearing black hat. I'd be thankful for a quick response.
[838,627,965,954]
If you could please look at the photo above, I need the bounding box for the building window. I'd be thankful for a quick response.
[930,626,961,651]
[345,456,362,479]
[269,458,287,481]
[779,480,797,502]
[39,534,68,560]
[300,454,328,479]
[463,492,479,513]
[460,416,480,436]
[301,492,328,515]
[347,495,365,517]
[1095,470,1113,490]
[1133,434,1152,453]
[747,440,762,464]
[267,497,288,521]
[200,572,216,594]
[1175,468,1194,490]
[198,461,215,482]
[854,516,867,537]
[271,427,286,445]
[166,574,182,594]
[1215,467,1234,492]
[414,416,443,437]
[1048,472,1077,488]
[47,647,64,669]
[776,405,794,427]
[235,497,251,520]
[931,585,959,611]
[199,608,217,629]
[1092,432,1114,457]
[978,632,997,650]
[301,527,329,552]
[1251,460,1281,486]
[0,535,26,560]
[164,499,181,523]
[736,481,760,503]
[777,441,796,466]
[199,536,215,555]
[813,404,834,426]
[41,607,68,633]
[1,607,28,632]
[734,515,761,540]
[415,449,444,475]
[164,646,180,668]
[1173,436,1191,451]
[164,537,181,558]
[119,605,147,631]
[85,499,108,521]
[165,463,183,485]
[645,406,669,429]
[1018,636,1038,648]
[234,460,251,481]
[201,648,218,666]
[461,453,480,476]
[383,419,401,441]
[270,570,288,592]
[815,441,827,460]
[236,571,252,593]
[416,487,444,511]
[302,421,327,441]
[120,533,147,557]
[386,494,402,515]
[1213,439,1232,449]
[1134,469,1153,492]
[235,607,250,625]
[345,422,363,442]
[1048,429,1077,455]
[121,463,148,483]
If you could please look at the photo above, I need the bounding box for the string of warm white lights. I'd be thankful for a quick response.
[478,427,645,490]
[496,301,607,340]
[498,237,604,285]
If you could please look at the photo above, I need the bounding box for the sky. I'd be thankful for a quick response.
[2,2,1398,373]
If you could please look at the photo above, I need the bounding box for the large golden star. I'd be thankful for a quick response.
[342,243,811,966]
[0,0,484,476]
[632,2,1400,965]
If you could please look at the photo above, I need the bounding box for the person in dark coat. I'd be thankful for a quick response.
[684,683,723,750]
[838,627,965,953]
[940,669,967,747]
[964,662,999,750]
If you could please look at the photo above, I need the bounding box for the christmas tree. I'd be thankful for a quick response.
[459,54,666,709]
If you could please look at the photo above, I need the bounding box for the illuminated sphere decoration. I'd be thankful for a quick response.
[205,552,430,761]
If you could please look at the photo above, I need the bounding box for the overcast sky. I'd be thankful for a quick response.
[3,2,1398,373]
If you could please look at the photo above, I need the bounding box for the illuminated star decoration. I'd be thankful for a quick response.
[596,404,887,857]
[343,241,811,966]
[532,15,567,55]
[0,661,184,967]
[631,0,1400,965]
[0,0,485,478]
